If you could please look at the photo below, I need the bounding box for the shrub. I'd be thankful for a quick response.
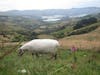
[74,17,97,29]
[68,23,100,36]
[11,34,25,42]
[52,32,65,38]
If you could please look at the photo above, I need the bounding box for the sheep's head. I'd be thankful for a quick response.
[18,48,24,56]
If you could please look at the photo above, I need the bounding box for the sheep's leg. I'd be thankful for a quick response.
[54,53,57,60]
[50,53,57,60]
[32,53,34,56]
[35,53,39,57]
[32,53,39,57]
[53,53,57,60]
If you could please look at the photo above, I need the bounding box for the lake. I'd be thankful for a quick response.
[41,15,65,22]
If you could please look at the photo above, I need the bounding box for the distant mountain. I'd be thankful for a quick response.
[0,7,100,17]
[0,15,44,31]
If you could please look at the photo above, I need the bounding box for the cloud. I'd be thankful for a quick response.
[0,0,16,11]
[74,0,100,8]
[0,0,100,11]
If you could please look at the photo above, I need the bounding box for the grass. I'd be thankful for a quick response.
[59,27,100,50]
[0,46,100,75]
[0,26,100,75]
[37,34,54,39]
[59,39,100,50]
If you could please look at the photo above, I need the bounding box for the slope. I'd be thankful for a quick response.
[59,26,100,50]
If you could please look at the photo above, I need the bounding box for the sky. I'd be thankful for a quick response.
[0,0,100,11]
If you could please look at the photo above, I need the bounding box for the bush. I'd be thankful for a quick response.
[15,30,38,40]
[11,34,26,42]
[68,23,100,36]
[52,32,65,38]
[74,17,97,29]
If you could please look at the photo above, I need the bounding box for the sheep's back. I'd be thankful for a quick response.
[21,39,59,53]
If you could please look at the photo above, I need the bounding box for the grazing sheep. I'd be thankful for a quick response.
[18,39,60,59]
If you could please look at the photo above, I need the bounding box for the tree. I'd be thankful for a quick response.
[74,17,97,29]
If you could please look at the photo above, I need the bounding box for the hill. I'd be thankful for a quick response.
[0,9,100,42]
[0,7,100,19]
[59,26,100,50]
[52,13,100,38]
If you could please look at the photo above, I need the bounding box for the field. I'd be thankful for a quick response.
[0,45,100,75]
[59,27,100,50]
[0,27,100,75]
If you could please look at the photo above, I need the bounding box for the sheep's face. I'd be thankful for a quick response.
[18,49,24,56]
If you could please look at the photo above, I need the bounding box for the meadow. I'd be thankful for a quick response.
[0,42,100,75]
[0,27,100,75]
[0,16,100,75]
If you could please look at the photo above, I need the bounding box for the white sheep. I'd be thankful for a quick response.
[18,39,60,59]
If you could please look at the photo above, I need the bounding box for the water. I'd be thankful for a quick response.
[42,15,64,22]
[69,14,87,18]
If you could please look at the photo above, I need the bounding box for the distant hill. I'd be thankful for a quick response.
[0,8,100,41]
[0,7,100,18]
[51,13,100,38]
[0,15,44,30]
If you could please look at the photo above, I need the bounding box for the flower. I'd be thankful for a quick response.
[21,69,26,73]
[18,69,27,73]
[71,46,78,63]
[71,46,77,52]
[83,54,87,57]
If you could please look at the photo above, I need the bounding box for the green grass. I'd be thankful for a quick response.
[0,46,100,75]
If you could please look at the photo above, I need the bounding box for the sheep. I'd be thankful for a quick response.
[18,39,60,59]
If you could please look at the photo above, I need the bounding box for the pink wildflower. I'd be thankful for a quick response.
[71,46,77,52]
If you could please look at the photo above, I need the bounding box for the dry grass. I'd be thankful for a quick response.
[59,27,100,51]
[59,39,100,50]
[37,34,54,39]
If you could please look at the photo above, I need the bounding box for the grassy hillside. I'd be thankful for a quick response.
[59,26,100,50]
[0,27,100,75]
[68,22,100,36]
[0,45,100,75]
[51,14,100,38]
[66,26,100,41]
[0,13,100,75]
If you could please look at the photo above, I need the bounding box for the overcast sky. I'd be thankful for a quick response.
[0,0,100,11]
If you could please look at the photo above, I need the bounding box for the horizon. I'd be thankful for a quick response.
[0,7,100,12]
[0,0,100,11]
